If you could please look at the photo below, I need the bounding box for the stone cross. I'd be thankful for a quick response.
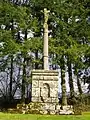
[43,8,50,70]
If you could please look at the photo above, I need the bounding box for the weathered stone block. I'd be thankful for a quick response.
[50,88,58,97]
[43,110,48,114]
[51,97,58,103]
[31,97,39,102]
[32,76,39,80]
[32,80,39,88]
[50,111,55,115]
[62,105,72,110]
[32,88,40,97]
[56,104,61,110]
[50,81,58,88]
[43,76,53,80]
[44,98,52,103]
[49,104,55,110]
[39,76,44,80]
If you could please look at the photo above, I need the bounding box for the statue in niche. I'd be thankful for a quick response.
[40,83,50,102]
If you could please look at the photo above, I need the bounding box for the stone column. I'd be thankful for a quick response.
[43,8,49,70]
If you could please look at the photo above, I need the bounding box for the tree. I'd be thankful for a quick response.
[0,0,30,102]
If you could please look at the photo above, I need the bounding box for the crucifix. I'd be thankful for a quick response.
[31,9,59,114]
[43,8,50,70]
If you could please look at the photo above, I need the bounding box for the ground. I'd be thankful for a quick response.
[0,112,90,120]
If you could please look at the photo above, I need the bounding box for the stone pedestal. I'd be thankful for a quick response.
[31,70,74,115]
[31,70,58,114]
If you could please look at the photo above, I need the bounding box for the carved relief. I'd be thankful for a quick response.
[40,83,50,102]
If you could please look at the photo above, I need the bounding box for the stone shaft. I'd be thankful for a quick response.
[43,24,48,70]
[43,8,49,70]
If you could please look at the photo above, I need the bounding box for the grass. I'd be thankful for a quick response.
[0,112,90,120]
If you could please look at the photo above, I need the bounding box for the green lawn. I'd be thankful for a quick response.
[0,112,90,120]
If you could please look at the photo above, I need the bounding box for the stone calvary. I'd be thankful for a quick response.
[31,8,73,115]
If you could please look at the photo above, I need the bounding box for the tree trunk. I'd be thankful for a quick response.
[35,50,39,69]
[9,55,13,100]
[25,29,27,40]
[10,19,14,100]
[22,58,26,103]
[67,57,75,100]
[77,75,82,95]
[21,28,28,103]
[61,56,67,106]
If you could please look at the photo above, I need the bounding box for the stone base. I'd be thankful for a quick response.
[31,70,58,103]
[41,104,74,115]
[30,103,74,115]
[59,106,74,115]
[31,70,74,115]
